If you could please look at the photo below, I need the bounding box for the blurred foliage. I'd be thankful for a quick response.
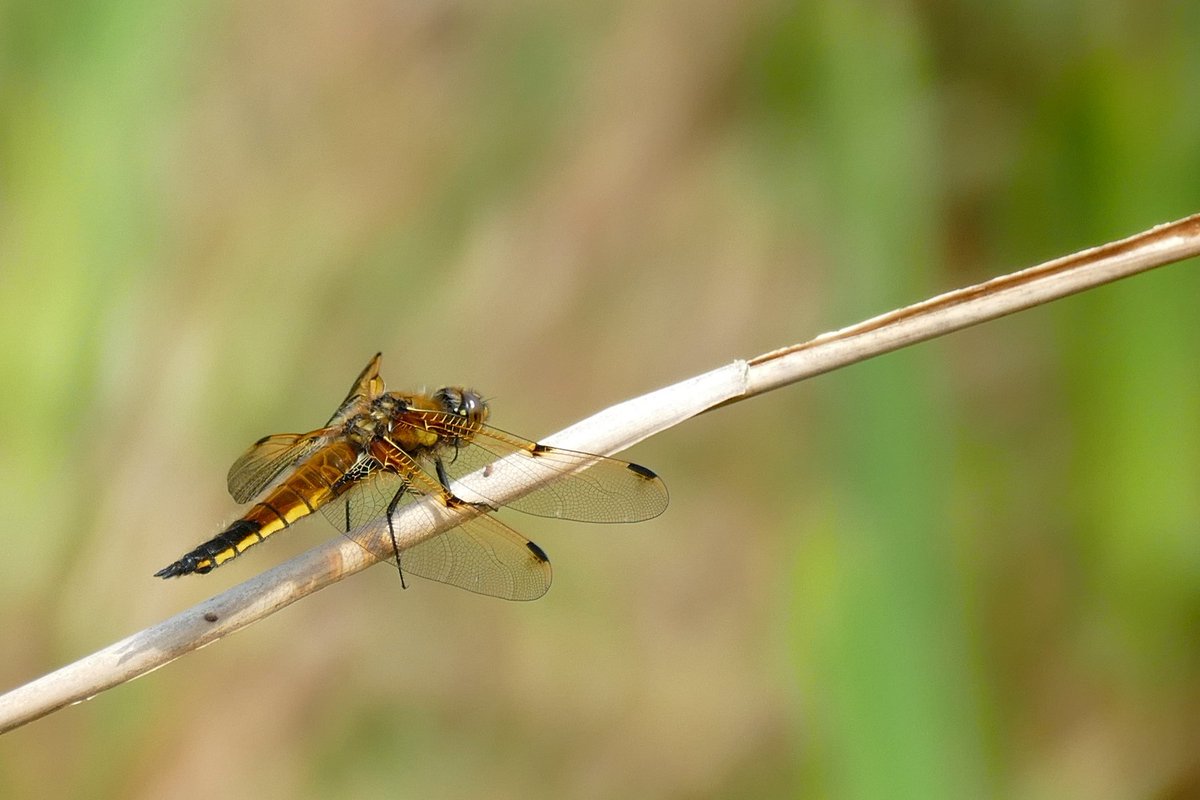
[2,1,1199,798]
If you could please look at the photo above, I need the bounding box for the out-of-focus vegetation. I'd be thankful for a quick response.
[2,1,1199,798]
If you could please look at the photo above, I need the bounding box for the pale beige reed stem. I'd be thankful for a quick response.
[2,212,1199,735]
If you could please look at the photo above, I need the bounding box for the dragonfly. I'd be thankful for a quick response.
[155,353,668,600]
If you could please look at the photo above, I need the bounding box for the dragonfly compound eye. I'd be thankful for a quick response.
[433,387,488,424]
[459,389,488,424]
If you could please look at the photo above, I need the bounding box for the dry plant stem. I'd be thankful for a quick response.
[3,213,1199,735]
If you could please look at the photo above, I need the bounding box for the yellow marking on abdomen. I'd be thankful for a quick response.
[193,440,361,571]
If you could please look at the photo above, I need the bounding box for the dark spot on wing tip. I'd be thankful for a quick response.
[530,443,550,456]
[203,611,219,622]
[525,541,550,563]
[626,462,658,480]
[254,434,272,446]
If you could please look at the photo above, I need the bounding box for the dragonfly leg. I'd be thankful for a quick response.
[385,483,409,590]
[434,456,499,512]
[434,457,453,494]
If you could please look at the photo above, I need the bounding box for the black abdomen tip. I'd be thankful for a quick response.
[154,556,214,578]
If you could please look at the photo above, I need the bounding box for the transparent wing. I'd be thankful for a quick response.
[226,431,332,503]
[229,354,383,503]
[402,515,552,601]
[325,470,552,601]
[320,460,394,534]
[325,352,385,425]
[398,416,669,523]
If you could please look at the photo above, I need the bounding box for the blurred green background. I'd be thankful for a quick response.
[2,1,1200,798]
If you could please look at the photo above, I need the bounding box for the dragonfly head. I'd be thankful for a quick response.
[433,386,489,427]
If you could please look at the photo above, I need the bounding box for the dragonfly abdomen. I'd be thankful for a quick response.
[155,442,361,578]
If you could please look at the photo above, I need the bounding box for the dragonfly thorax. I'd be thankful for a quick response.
[342,412,386,449]
[336,387,491,458]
